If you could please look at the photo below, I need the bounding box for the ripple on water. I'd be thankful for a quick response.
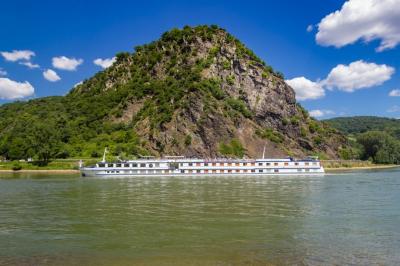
[0,170,400,264]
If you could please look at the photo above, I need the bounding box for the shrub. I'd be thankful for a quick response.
[219,139,245,158]
[222,60,231,70]
[184,135,192,146]
[226,75,235,85]
[225,97,252,118]
[256,128,284,143]
[12,162,22,171]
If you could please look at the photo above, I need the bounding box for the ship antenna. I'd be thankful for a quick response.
[262,145,266,159]
[102,147,108,163]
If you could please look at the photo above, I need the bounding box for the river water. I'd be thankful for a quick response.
[0,169,399,265]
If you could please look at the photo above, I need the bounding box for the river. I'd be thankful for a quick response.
[1,169,399,265]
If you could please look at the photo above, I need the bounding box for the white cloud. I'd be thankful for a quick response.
[306,25,314,32]
[285,77,325,101]
[0,68,6,76]
[387,105,400,113]
[316,0,400,52]
[322,60,394,92]
[309,109,335,118]
[52,56,83,71]
[19,61,40,69]
[43,69,61,82]
[1,50,35,62]
[0,77,34,99]
[389,89,400,97]
[93,57,116,69]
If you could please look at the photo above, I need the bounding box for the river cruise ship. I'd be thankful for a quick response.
[80,151,324,177]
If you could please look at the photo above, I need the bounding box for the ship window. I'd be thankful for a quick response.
[196,170,200,173]
[243,163,247,166]
[228,163,232,166]
[189,163,193,166]
[251,169,255,173]
[140,163,146,167]
[284,162,289,166]
[235,163,240,166]
[149,164,153,168]
[212,170,217,173]
[212,163,216,166]
[258,169,263,173]
[266,163,271,166]
[189,170,193,173]
[274,162,279,166]
[204,163,208,166]
[98,164,105,167]
[295,162,299,166]
[313,162,317,165]
[204,170,208,173]
[236,169,240,173]
[181,170,184,173]
[258,162,263,166]
[116,171,120,173]
[274,169,279,173]
[251,163,255,166]
[116,163,122,167]
[305,162,309,166]
[244,169,248,173]
[132,163,138,167]
[196,163,201,166]
[124,163,129,167]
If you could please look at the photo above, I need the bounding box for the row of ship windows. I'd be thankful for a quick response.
[99,162,318,168]
[105,168,314,174]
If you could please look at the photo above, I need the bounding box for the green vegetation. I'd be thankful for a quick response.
[0,159,98,170]
[225,97,252,118]
[325,116,400,136]
[218,139,245,157]
[184,135,192,146]
[325,117,400,164]
[255,128,284,143]
[357,131,400,164]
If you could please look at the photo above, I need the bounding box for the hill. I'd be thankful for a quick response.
[0,25,348,161]
[324,116,400,137]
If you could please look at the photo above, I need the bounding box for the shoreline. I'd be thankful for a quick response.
[0,165,398,174]
[325,164,399,172]
[0,169,80,174]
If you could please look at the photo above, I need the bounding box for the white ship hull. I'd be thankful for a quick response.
[80,158,324,177]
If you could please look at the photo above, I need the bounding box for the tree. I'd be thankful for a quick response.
[357,131,400,164]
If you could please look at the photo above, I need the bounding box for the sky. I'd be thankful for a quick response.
[1,0,400,119]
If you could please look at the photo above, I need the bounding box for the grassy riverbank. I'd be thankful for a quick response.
[322,160,399,172]
[0,159,97,172]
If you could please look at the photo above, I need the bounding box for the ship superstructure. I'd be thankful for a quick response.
[80,153,324,177]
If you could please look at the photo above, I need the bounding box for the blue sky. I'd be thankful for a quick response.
[1,0,399,119]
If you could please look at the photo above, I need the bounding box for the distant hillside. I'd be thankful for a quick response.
[324,116,400,137]
[0,25,348,161]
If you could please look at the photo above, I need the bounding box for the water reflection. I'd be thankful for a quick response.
[0,172,399,265]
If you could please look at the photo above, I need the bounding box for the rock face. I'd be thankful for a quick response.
[73,25,347,158]
[0,25,348,160]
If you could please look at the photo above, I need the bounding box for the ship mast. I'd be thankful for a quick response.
[102,147,108,163]
[262,145,266,159]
